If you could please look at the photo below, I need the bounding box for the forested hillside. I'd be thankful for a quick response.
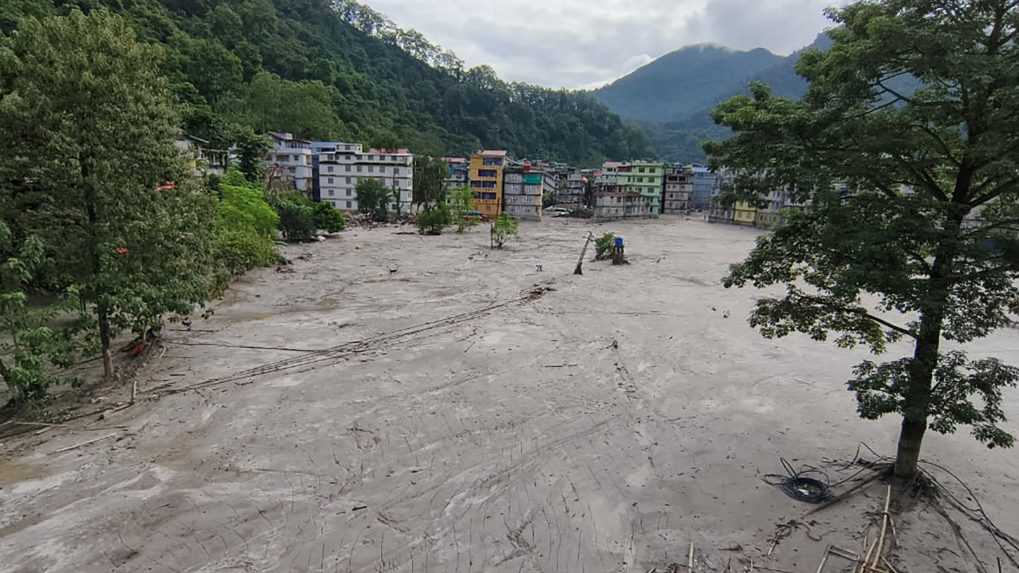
[2,0,651,165]
[594,35,835,163]
[594,45,785,123]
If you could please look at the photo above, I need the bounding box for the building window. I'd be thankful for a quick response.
[345,165,351,172]
[328,189,334,196]
[356,165,362,173]
[478,169,498,178]
[328,177,334,184]
[346,189,351,197]
[393,168,400,175]
[368,165,375,173]
[327,166,334,172]
[346,177,351,183]
[346,201,352,208]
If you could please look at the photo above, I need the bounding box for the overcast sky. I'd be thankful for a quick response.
[364,0,839,89]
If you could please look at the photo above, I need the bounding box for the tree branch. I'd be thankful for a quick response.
[970,175,1019,207]
[798,293,919,340]
[913,123,961,167]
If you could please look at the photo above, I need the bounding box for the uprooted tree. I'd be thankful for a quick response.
[706,0,1019,478]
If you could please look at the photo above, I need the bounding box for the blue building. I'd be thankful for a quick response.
[687,163,717,210]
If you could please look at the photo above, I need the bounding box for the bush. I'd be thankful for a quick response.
[312,202,346,232]
[491,214,519,249]
[594,232,616,260]
[213,170,279,290]
[274,197,318,242]
[417,204,450,235]
[447,186,477,233]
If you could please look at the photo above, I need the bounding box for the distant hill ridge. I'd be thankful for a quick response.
[593,34,835,162]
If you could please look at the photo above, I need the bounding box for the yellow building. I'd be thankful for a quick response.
[733,200,757,225]
[469,150,507,219]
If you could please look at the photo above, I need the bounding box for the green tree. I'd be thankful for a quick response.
[706,0,1019,478]
[233,126,271,183]
[416,203,450,235]
[214,169,279,291]
[0,10,217,379]
[273,198,317,242]
[447,186,476,233]
[0,224,78,404]
[356,177,389,222]
[412,156,448,208]
[312,202,347,233]
[490,214,518,249]
[231,71,342,139]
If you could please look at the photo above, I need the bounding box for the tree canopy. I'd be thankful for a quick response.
[706,0,1019,478]
[1,9,219,379]
[2,0,652,166]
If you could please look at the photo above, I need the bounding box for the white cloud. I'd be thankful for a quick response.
[363,0,838,89]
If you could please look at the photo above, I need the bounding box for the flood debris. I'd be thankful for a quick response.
[763,458,833,504]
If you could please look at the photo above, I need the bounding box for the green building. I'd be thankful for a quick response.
[602,161,665,215]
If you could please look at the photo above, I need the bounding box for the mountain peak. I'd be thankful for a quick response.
[593,43,786,123]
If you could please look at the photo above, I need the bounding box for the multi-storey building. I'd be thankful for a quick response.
[469,150,507,219]
[663,166,692,214]
[443,157,469,191]
[269,132,313,192]
[592,172,653,219]
[175,134,229,178]
[317,143,414,212]
[558,171,587,210]
[602,161,665,215]
[503,163,552,221]
[688,163,718,210]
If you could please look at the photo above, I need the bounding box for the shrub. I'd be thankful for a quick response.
[594,232,616,260]
[213,170,279,290]
[274,198,317,242]
[312,202,346,232]
[491,214,519,249]
[417,204,450,235]
[447,186,477,233]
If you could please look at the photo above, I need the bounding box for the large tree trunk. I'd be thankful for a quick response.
[894,413,928,477]
[894,201,969,478]
[895,323,941,478]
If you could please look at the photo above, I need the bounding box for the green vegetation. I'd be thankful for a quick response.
[3,0,651,166]
[355,178,390,222]
[268,190,344,242]
[412,156,448,209]
[490,214,519,249]
[213,170,280,290]
[447,187,477,234]
[594,233,617,261]
[416,204,450,235]
[1,9,218,380]
[0,225,79,404]
[708,0,1019,478]
[313,202,347,233]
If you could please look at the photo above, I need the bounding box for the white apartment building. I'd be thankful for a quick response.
[318,144,414,212]
[269,132,313,191]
